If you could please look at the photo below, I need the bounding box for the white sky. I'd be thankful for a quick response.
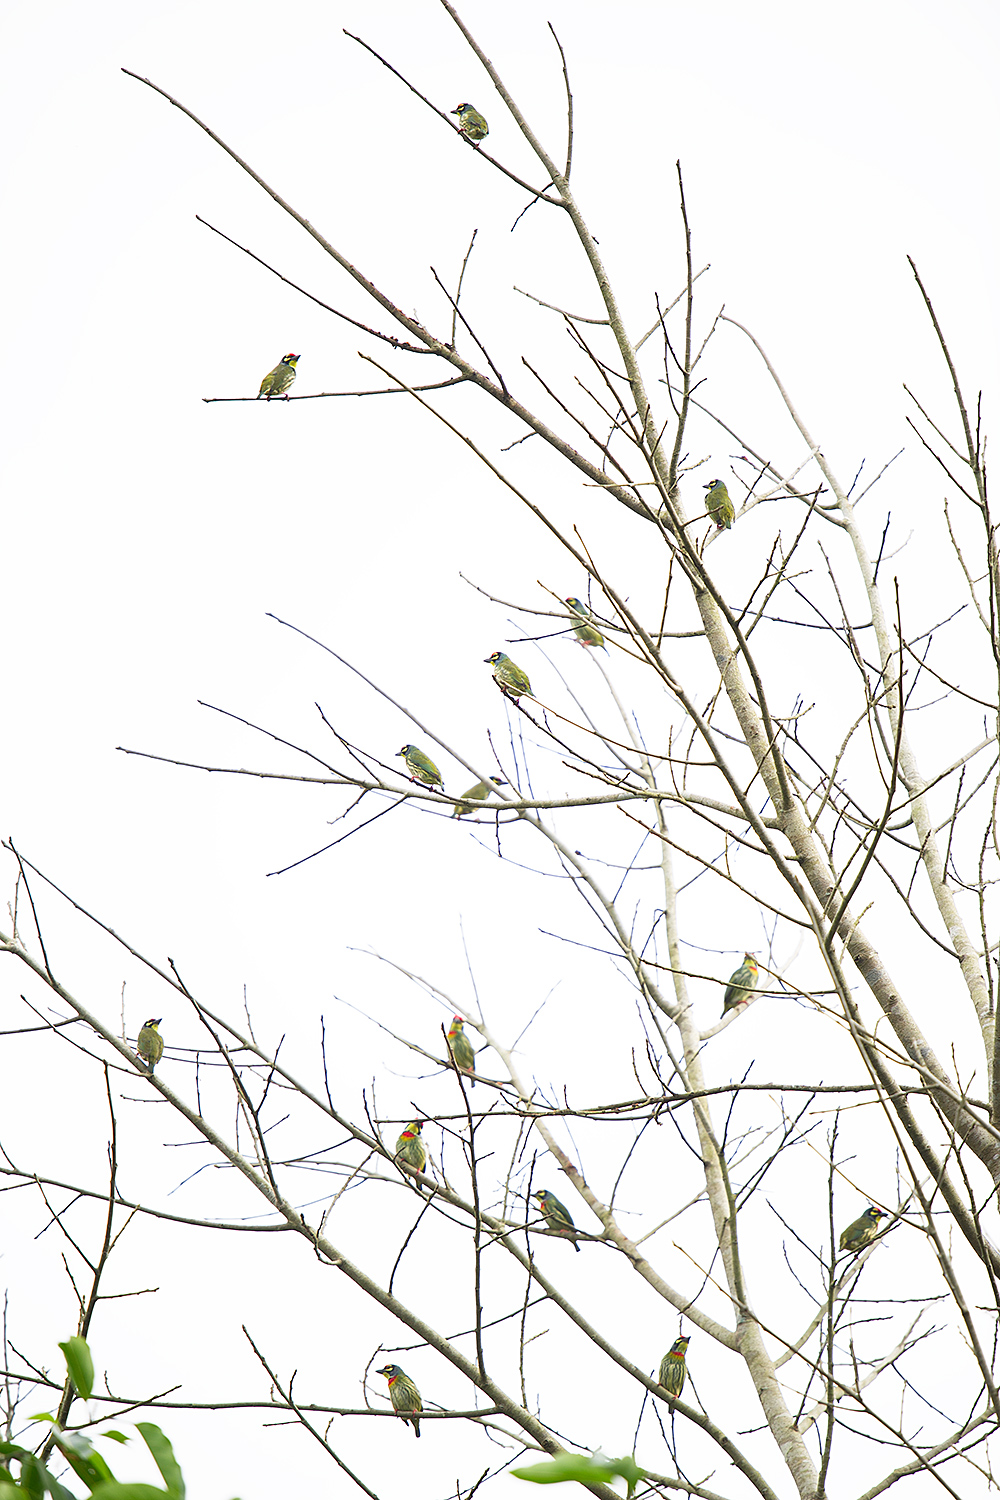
[3,3,999,1497]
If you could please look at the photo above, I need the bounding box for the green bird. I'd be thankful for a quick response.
[397,744,444,790]
[839,1205,887,1254]
[565,597,606,650]
[377,1364,422,1438]
[703,478,735,530]
[721,953,759,1016]
[451,101,489,142]
[136,1018,163,1073]
[394,1120,427,1190]
[485,651,533,702]
[447,1015,476,1085]
[533,1188,580,1252]
[257,352,300,401]
[452,777,506,818]
[658,1336,690,1400]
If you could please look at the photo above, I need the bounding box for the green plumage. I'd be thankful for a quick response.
[447,1015,476,1085]
[452,102,489,142]
[486,652,533,702]
[721,954,759,1016]
[136,1018,163,1072]
[839,1205,887,1253]
[533,1189,580,1251]
[394,1120,427,1190]
[257,353,299,401]
[452,777,506,818]
[565,597,606,650]
[703,478,735,530]
[377,1364,422,1437]
[658,1336,690,1399]
[397,744,444,789]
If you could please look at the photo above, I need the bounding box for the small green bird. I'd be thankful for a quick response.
[658,1336,690,1400]
[485,652,533,702]
[394,1120,427,1190]
[136,1018,164,1073]
[839,1205,887,1254]
[452,777,506,818]
[565,597,606,651]
[452,102,489,142]
[703,478,735,531]
[377,1364,422,1437]
[447,1015,476,1085]
[533,1189,580,1252]
[721,953,759,1016]
[257,353,300,401]
[397,744,444,789]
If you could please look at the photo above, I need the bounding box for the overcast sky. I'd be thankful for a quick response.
[3,3,999,1497]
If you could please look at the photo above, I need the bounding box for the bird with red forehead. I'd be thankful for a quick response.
[533,1189,580,1251]
[451,102,489,142]
[394,1120,427,1192]
[376,1364,422,1437]
[257,352,299,400]
[658,1336,690,1399]
[721,953,759,1016]
[446,1015,476,1086]
[839,1205,887,1253]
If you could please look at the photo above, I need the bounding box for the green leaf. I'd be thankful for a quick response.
[16,1456,47,1500]
[605,1455,644,1499]
[39,1470,79,1500]
[89,1486,173,1500]
[0,1446,77,1500]
[512,1453,647,1496]
[16,1422,113,1496]
[100,1435,130,1447]
[135,1428,183,1500]
[52,1432,94,1459]
[59,1339,94,1402]
[56,1444,115,1493]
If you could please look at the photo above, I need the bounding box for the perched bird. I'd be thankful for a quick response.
[257,353,300,401]
[136,1018,164,1073]
[397,744,444,790]
[451,102,489,142]
[485,652,533,702]
[658,1336,690,1400]
[703,478,735,531]
[394,1120,427,1190]
[446,1015,476,1085]
[452,777,506,818]
[721,954,759,1016]
[565,598,606,651]
[376,1364,422,1437]
[839,1205,887,1254]
[533,1189,580,1251]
